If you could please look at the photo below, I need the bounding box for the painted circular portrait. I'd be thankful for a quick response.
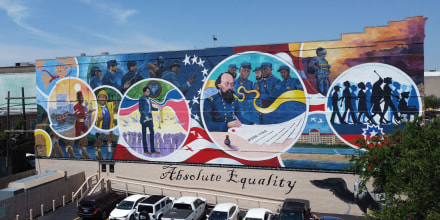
[47,78,97,139]
[34,129,52,157]
[325,63,422,148]
[93,86,122,131]
[201,51,308,160]
[118,79,191,159]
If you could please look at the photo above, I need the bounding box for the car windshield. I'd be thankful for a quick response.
[279,210,304,220]
[138,205,153,213]
[116,201,134,210]
[173,203,192,210]
[208,211,228,220]
[79,201,96,208]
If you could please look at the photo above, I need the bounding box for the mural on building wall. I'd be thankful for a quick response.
[34,16,426,170]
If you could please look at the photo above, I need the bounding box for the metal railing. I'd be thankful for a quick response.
[72,174,99,206]
[108,177,283,211]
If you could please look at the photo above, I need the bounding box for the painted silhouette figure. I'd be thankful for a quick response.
[330,85,345,124]
[341,81,359,124]
[398,91,418,121]
[382,77,400,124]
[357,82,375,124]
[348,84,358,123]
[370,75,387,124]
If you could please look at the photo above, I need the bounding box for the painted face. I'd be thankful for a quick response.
[255,70,262,80]
[262,66,272,78]
[98,94,107,105]
[239,67,251,81]
[78,96,84,104]
[95,70,101,78]
[130,65,138,72]
[144,88,150,97]
[110,65,118,73]
[172,66,180,73]
[280,69,290,81]
[218,73,234,93]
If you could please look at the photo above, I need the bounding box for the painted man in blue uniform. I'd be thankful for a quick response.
[253,67,263,124]
[234,62,257,123]
[161,61,193,93]
[89,66,102,89]
[139,86,161,154]
[102,60,127,93]
[203,72,252,132]
[228,64,238,79]
[122,60,144,93]
[279,65,303,92]
[258,62,282,108]
[257,62,282,124]
[309,47,331,95]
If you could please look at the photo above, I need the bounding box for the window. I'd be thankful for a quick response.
[101,164,106,172]
[109,164,114,173]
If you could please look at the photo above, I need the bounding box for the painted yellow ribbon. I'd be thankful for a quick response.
[235,86,306,114]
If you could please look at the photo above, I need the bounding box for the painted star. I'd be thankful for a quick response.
[191,55,198,64]
[193,114,200,121]
[198,58,205,67]
[192,96,199,105]
[202,75,208,82]
[197,88,202,95]
[183,54,191,65]
[202,68,209,76]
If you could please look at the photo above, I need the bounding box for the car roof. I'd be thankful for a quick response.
[245,208,272,218]
[124,194,148,202]
[140,195,167,204]
[281,199,309,210]
[212,203,238,212]
[175,196,206,203]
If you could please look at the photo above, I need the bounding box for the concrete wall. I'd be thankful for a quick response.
[36,158,364,216]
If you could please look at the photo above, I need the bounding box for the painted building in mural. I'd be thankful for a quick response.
[34,16,426,171]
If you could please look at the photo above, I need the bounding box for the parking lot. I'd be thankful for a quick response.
[35,196,366,220]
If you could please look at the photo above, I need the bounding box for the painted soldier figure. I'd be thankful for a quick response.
[203,72,252,132]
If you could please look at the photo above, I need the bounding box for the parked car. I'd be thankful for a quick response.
[277,199,310,220]
[77,191,125,219]
[109,194,149,220]
[207,203,239,220]
[135,195,174,220]
[243,208,275,220]
[162,196,207,220]
[26,153,35,168]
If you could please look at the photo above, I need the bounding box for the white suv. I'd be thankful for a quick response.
[135,195,174,220]
[109,194,149,220]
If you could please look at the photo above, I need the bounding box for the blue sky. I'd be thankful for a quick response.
[0,0,438,70]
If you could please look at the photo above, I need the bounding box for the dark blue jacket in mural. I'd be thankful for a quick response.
[203,91,252,132]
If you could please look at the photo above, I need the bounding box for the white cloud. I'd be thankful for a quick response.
[80,0,137,24]
[0,0,29,24]
[0,0,80,46]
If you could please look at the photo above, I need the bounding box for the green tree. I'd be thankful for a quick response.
[350,117,440,219]
[425,94,440,109]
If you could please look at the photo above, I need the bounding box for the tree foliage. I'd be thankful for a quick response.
[350,117,440,219]
[425,94,440,109]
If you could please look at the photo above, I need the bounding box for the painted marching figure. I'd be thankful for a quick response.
[330,85,345,124]
[309,47,331,95]
[341,81,360,124]
[382,77,401,124]
[139,86,161,154]
[357,82,376,124]
[370,74,387,124]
